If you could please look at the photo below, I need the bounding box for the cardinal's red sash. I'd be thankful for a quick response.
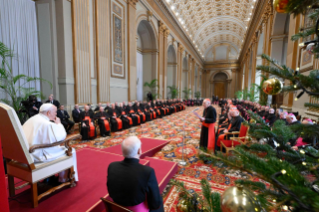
[217,124,232,147]
[103,119,110,131]
[113,112,122,130]
[122,111,133,125]
[130,110,140,124]
[202,122,215,151]
[84,116,95,138]
[138,109,146,122]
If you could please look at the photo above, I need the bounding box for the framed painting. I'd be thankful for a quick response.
[112,64,125,78]
[113,14,123,64]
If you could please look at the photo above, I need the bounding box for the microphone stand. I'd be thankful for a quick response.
[179,113,188,166]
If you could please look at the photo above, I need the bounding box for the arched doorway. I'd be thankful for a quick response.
[166,45,177,98]
[211,72,228,99]
[136,20,157,101]
[182,57,188,94]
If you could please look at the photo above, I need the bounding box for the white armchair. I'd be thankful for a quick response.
[0,103,81,207]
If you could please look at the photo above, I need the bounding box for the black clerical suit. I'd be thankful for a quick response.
[72,108,82,123]
[266,114,276,127]
[57,109,74,133]
[28,101,42,117]
[199,105,217,148]
[94,111,111,136]
[45,99,60,109]
[107,158,164,212]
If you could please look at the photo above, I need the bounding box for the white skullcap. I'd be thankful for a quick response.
[39,103,55,113]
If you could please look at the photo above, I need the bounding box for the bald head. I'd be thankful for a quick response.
[40,103,57,120]
[230,110,239,117]
[121,136,142,158]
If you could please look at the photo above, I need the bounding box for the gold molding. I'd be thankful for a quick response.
[137,48,158,54]
[204,62,239,69]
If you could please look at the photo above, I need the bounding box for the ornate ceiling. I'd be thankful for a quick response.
[164,0,257,61]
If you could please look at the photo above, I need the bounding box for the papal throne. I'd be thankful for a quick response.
[0,103,81,207]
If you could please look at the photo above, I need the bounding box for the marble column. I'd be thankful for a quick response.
[283,14,301,108]
[244,52,250,89]
[231,69,237,97]
[188,55,192,90]
[127,0,138,101]
[55,0,74,107]
[178,43,184,98]
[157,21,166,98]
[191,59,195,97]
[162,29,169,99]
[250,40,258,85]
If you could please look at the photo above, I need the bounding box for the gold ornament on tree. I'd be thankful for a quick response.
[221,185,263,212]
[273,0,289,13]
[262,78,283,95]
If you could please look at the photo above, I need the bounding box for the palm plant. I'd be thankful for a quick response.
[235,90,243,100]
[167,85,179,99]
[144,79,159,99]
[249,84,260,102]
[195,91,201,99]
[182,87,192,99]
[0,41,52,122]
[242,88,250,100]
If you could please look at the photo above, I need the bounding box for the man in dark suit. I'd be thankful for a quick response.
[57,105,74,134]
[107,136,163,212]
[28,95,42,117]
[72,104,82,123]
[45,94,60,109]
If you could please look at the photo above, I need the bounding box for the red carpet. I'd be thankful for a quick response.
[8,139,177,212]
[87,155,178,212]
[8,149,149,211]
[102,138,169,159]
[0,137,10,212]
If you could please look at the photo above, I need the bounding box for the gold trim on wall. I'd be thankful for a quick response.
[111,0,126,79]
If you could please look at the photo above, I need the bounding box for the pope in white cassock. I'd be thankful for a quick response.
[22,103,79,182]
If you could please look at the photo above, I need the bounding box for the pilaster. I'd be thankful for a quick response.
[162,28,170,98]
[127,0,138,101]
[157,20,166,98]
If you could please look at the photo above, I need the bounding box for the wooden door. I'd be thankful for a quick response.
[214,82,225,98]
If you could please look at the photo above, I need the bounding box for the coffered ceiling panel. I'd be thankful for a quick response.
[164,0,257,61]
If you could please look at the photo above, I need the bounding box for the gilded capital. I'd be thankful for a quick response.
[147,10,153,22]
[158,21,167,33]
[178,43,184,52]
[127,0,138,7]
[164,29,170,37]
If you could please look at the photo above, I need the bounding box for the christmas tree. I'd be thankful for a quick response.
[173,1,319,211]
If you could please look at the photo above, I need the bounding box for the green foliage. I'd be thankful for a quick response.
[286,0,319,16]
[171,179,221,212]
[235,90,243,99]
[0,42,52,122]
[167,85,179,99]
[182,87,192,99]
[195,91,201,99]
[144,79,160,99]
[242,88,250,100]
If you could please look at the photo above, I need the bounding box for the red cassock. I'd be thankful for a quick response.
[202,122,215,150]
[130,110,140,124]
[138,109,146,122]
[113,112,123,130]
[103,119,111,131]
[217,124,232,147]
[155,107,161,116]
[84,116,96,138]
[122,111,133,125]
